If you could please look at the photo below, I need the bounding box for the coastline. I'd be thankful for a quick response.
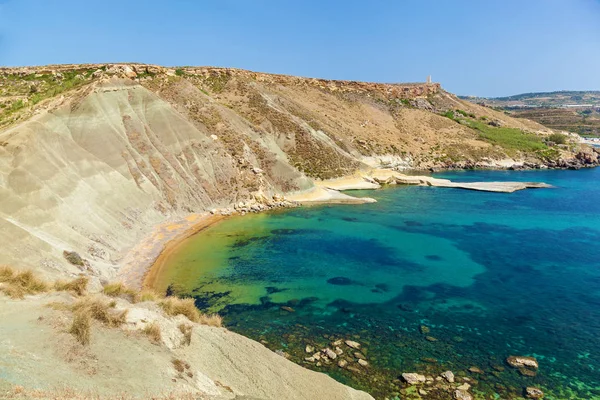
[123,168,556,291]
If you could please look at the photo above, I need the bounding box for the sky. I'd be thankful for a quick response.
[0,0,599,97]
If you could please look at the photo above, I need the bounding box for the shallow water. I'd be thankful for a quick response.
[155,168,600,399]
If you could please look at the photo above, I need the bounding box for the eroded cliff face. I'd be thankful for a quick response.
[0,64,596,282]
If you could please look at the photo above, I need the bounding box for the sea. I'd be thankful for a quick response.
[153,168,600,399]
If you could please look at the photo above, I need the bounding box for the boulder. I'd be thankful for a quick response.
[441,370,455,383]
[358,359,368,367]
[525,387,544,399]
[323,348,337,360]
[453,390,473,400]
[507,356,539,369]
[345,340,361,349]
[401,373,426,385]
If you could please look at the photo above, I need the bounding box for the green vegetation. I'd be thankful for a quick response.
[175,68,185,76]
[442,109,555,158]
[547,133,567,145]
[203,73,231,93]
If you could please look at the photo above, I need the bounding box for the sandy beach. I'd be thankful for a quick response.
[118,213,225,289]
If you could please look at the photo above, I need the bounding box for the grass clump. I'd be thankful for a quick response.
[135,289,162,303]
[102,282,137,301]
[69,311,91,345]
[143,322,162,345]
[0,266,48,299]
[198,314,223,327]
[178,323,193,346]
[54,276,88,296]
[72,297,128,327]
[159,297,200,322]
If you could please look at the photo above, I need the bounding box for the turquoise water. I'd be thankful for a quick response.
[158,168,600,399]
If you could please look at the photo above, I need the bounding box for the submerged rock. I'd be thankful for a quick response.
[401,373,426,385]
[525,387,544,399]
[305,345,314,353]
[507,356,539,369]
[441,370,455,383]
[323,348,337,360]
[468,366,484,374]
[358,359,368,367]
[338,359,348,368]
[453,389,473,400]
[345,340,361,349]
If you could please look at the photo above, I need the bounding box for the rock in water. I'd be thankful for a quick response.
[401,373,426,385]
[345,340,361,349]
[323,348,337,360]
[441,370,455,383]
[454,390,473,400]
[358,359,368,367]
[338,360,348,368]
[525,387,544,399]
[507,356,539,369]
[305,345,314,353]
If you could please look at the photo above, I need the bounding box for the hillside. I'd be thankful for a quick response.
[3,63,598,280]
[1,64,599,399]
[461,91,600,136]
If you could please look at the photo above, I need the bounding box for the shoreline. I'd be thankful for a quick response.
[123,168,556,291]
[117,213,226,290]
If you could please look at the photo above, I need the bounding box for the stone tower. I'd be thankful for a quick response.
[427,75,432,84]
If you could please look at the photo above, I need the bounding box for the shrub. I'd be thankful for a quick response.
[159,297,200,322]
[547,133,567,145]
[175,68,185,76]
[63,251,84,266]
[143,322,162,345]
[442,110,455,120]
[69,311,91,345]
[54,276,88,296]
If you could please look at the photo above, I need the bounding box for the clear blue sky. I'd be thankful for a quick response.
[1,0,599,97]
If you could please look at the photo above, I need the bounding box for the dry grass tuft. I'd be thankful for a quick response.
[69,310,91,345]
[143,322,162,345]
[73,296,128,327]
[135,289,162,303]
[159,297,200,322]
[0,266,48,299]
[198,313,223,327]
[102,282,137,301]
[171,358,190,374]
[178,323,193,346]
[54,276,88,296]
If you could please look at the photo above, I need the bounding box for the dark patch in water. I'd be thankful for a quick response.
[265,286,287,294]
[404,220,423,227]
[192,290,231,309]
[425,254,442,261]
[342,217,358,222]
[327,277,356,286]
[231,236,268,248]
[375,283,391,292]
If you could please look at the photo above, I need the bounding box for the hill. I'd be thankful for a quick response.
[1,64,599,399]
[460,90,600,136]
